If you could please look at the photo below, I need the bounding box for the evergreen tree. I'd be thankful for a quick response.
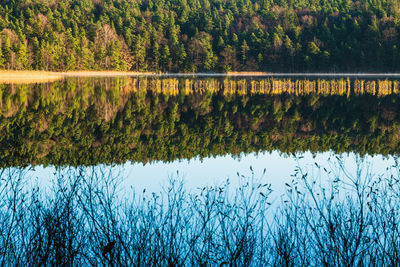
[241,40,249,65]
[161,44,171,72]
[0,47,5,69]
[16,42,29,70]
[66,54,76,70]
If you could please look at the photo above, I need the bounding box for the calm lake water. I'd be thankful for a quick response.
[2,75,399,187]
[2,75,400,265]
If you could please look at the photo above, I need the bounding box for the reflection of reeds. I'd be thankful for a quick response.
[2,73,400,97]
[1,76,400,118]
[3,77,400,103]
[122,77,400,97]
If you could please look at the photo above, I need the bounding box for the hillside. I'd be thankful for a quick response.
[0,0,399,72]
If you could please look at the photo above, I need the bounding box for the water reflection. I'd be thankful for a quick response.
[1,76,400,167]
[0,157,399,265]
[2,76,400,264]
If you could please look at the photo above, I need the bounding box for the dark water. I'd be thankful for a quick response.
[1,76,400,265]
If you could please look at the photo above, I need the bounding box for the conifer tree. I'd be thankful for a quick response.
[16,41,29,70]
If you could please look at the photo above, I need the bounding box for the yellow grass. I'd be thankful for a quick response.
[0,71,272,84]
[0,71,159,84]
[0,71,64,84]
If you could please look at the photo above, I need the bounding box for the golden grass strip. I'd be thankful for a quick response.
[0,71,64,84]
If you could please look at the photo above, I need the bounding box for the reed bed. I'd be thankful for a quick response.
[0,71,64,84]
[0,158,399,265]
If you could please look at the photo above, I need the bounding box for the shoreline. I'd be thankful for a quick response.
[63,71,400,77]
[3,70,400,84]
[0,71,65,84]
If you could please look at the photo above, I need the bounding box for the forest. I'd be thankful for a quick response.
[0,76,399,167]
[0,0,399,72]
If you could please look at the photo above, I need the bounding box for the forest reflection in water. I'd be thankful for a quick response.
[0,76,400,167]
[1,76,400,265]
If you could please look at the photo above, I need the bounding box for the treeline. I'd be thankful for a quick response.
[0,0,400,71]
[0,77,399,167]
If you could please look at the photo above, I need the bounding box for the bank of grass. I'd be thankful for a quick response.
[0,71,64,84]
[0,158,399,265]
[4,71,400,86]
[0,70,157,84]
[0,71,265,84]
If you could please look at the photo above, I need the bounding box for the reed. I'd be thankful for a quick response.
[0,71,64,84]
[0,158,399,265]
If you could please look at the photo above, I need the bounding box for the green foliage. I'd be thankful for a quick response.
[0,77,400,167]
[0,0,398,71]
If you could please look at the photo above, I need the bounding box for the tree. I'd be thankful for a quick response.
[220,45,238,72]
[241,40,249,65]
[66,54,76,70]
[0,47,6,69]
[308,41,321,55]
[16,41,29,70]
[161,44,171,72]
[134,35,146,71]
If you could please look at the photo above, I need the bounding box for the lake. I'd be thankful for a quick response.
[1,75,400,265]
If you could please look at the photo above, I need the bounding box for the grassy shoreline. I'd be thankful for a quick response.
[0,71,65,84]
[0,71,155,84]
[4,70,400,84]
[0,71,274,84]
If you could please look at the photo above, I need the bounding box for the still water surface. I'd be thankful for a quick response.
[2,75,400,265]
[1,75,399,186]
[0,75,396,194]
